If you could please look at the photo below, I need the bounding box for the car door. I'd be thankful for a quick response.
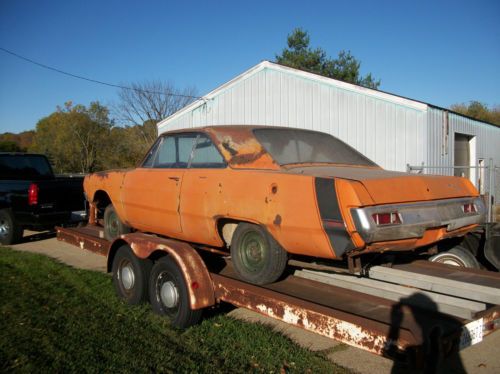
[121,133,197,235]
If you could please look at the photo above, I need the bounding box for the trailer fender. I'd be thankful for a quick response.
[108,233,215,310]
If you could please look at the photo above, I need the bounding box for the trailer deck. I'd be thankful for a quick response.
[57,225,500,366]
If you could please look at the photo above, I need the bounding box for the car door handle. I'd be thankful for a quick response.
[168,176,180,181]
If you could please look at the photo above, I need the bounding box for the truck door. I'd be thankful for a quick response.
[121,134,197,235]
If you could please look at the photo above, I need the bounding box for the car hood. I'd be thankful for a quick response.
[285,165,478,204]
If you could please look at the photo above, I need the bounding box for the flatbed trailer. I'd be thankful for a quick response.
[57,225,500,368]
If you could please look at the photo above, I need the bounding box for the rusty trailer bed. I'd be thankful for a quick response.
[56,225,500,364]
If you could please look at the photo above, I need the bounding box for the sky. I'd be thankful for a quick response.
[0,0,499,134]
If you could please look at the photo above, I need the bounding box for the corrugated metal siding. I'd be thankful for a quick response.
[164,67,427,172]
[426,107,500,176]
[425,107,500,197]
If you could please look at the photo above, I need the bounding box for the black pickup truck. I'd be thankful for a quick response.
[0,153,85,244]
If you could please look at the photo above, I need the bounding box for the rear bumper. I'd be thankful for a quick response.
[351,197,486,244]
[15,210,86,228]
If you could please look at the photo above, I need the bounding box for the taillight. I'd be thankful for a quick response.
[462,203,477,214]
[372,212,402,225]
[28,183,39,206]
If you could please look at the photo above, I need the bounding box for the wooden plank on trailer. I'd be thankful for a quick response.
[295,269,486,320]
[368,266,500,305]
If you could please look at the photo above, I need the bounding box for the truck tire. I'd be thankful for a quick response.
[230,223,288,285]
[149,256,202,329]
[112,245,151,304]
[429,245,480,269]
[0,209,23,245]
[104,204,131,240]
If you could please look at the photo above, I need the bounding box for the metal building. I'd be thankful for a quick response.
[157,61,500,218]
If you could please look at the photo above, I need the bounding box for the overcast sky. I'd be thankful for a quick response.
[0,0,499,133]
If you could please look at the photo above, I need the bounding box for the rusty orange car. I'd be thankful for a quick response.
[84,126,485,284]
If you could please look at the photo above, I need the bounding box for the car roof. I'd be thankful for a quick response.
[162,125,289,170]
[160,125,323,170]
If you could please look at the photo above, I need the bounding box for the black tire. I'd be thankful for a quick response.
[429,245,480,269]
[230,223,288,285]
[112,245,152,304]
[149,256,202,329]
[0,209,23,245]
[104,204,131,241]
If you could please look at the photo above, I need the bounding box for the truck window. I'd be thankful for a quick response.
[0,155,53,179]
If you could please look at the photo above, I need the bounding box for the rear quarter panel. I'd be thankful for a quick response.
[180,169,335,259]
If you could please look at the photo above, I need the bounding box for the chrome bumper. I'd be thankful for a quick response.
[351,197,486,243]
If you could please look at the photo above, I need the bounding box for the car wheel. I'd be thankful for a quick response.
[112,245,151,304]
[149,256,202,329]
[230,223,288,285]
[429,245,480,269]
[0,209,23,245]
[104,204,131,240]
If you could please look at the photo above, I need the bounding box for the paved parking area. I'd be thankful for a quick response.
[10,231,500,374]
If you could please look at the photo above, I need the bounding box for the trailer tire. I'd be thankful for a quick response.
[0,209,23,245]
[149,256,202,329]
[104,204,131,240]
[429,246,480,269]
[231,223,288,285]
[112,245,151,304]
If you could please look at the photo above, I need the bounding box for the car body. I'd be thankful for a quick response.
[84,125,485,263]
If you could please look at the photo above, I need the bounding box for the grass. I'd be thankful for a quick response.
[0,247,350,373]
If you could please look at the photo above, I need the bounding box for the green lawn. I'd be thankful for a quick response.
[0,247,349,373]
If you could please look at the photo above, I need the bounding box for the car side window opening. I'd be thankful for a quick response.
[189,134,226,168]
[141,138,162,168]
[142,133,225,169]
[147,134,198,169]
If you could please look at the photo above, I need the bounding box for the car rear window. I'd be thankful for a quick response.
[0,155,54,179]
[253,128,377,167]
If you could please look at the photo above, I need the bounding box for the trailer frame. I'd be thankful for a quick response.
[56,225,500,368]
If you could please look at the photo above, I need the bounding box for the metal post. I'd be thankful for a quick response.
[488,158,494,223]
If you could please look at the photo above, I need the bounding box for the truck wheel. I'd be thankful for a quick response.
[230,223,288,285]
[429,246,480,269]
[149,256,202,329]
[112,245,151,304]
[0,209,23,245]
[104,204,131,240]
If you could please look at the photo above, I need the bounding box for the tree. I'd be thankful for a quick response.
[113,81,197,148]
[450,101,500,126]
[0,140,22,152]
[276,28,380,89]
[30,101,112,173]
[0,131,35,151]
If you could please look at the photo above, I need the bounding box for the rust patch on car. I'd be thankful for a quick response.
[207,127,280,170]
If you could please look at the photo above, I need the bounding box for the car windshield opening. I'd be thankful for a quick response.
[253,128,377,167]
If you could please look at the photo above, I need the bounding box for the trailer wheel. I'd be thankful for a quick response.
[112,245,151,304]
[429,246,480,269]
[104,204,131,240]
[149,256,202,329]
[0,209,23,245]
[230,223,288,285]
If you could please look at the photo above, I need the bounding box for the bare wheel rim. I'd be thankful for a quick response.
[239,231,267,274]
[107,210,120,238]
[0,218,10,239]
[118,259,135,291]
[432,255,466,267]
[156,271,180,316]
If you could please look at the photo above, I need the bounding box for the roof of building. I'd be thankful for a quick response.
[158,61,499,131]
